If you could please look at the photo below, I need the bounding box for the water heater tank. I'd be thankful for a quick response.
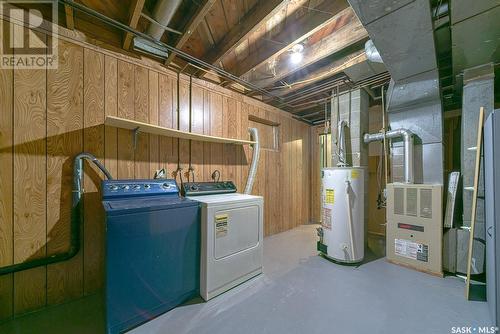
[318,167,365,263]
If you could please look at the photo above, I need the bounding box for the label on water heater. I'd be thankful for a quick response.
[325,189,335,204]
[322,207,332,230]
[215,214,228,238]
[394,239,429,262]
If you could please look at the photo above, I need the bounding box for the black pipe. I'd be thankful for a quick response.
[0,153,112,275]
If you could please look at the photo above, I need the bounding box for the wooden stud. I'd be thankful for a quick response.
[164,0,217,66]
[123,0,146,50]
[234,1,351,79]
[197,0,286,71]
[465,107,485,299]
[64,5,75,30]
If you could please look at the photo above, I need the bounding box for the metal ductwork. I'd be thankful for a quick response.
[348,0,444,185]
[132,0,183,56]
[364,39,383,63]
[147,0,183,40]
[364,129,414,184]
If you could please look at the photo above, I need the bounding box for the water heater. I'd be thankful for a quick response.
[318,167,365,263]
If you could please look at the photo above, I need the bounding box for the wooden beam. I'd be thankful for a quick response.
[247,8,368,89]
[200,0,286,69]
[64,5,74,30]
[164,0,218,66]
[231,0,350,78]
[268,49,367,99]
[123,0,146,50]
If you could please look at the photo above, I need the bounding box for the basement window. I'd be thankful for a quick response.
[248,115,280,151]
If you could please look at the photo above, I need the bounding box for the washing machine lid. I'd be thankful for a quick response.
[103,196,199,215]
[187,193,263,205]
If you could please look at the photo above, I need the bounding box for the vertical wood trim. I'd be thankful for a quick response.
[158,74,175,176]
[191,84,204,182]
[148,71,160,172]
[133,65,149,178]
[117,61,134,179]
[104,56,118,177]
[46,40,84,305]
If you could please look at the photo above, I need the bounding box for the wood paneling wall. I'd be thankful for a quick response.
[0,26,311,320]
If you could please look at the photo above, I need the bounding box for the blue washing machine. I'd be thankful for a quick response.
[102,179,200,334]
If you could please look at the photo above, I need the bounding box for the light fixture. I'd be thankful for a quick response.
[290,44,304,65]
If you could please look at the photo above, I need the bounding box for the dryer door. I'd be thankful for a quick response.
[213,204,260,260]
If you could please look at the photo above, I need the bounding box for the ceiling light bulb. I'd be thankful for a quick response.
[290,51,303,64]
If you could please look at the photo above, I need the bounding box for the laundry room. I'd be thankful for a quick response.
[0,0,499,333]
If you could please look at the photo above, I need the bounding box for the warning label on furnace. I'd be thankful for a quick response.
[394,239,429,262]
[215,214,228,238]
[325,189,335,204]
[322,207,332,230]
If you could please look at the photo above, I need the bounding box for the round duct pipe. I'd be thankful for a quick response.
[147,0,183,40]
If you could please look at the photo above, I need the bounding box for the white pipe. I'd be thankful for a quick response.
[337,120,348,167]
[147,0,183,40]
[345,180,356,260]
[244,128,260,194]
[364,128,414,183]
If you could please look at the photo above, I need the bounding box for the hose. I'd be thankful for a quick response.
[0,153,112,275]
[244,128,260,194]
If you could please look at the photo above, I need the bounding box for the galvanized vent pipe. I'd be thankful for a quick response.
[337,120,348,167]
[364,129,414,183]
[147,0,183,40]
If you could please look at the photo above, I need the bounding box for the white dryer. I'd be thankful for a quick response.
[183,182,263,301]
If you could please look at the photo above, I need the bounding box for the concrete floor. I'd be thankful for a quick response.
[0,224,491,334]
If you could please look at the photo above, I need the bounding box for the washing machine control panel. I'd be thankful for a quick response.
[102,179,179,199]
[182,181,237,196]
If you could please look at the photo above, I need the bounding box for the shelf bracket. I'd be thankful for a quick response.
[132,127,140,150]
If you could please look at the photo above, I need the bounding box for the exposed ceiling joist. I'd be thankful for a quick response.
[164,0,218,66]
[198,0,287,71]
[64,4,74,30]
[123,0,146,50]
[233,0,350,78]
[247,7,368,89]
[268,49,367,99]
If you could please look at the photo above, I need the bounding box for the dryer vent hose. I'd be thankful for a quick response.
[244,128,260,194]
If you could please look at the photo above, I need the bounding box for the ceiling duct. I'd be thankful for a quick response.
[147,0,183,40]
[348,0,444,185]
[133,0,182,56]
[364,39,383,63]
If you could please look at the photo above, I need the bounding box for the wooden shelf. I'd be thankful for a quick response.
[105,116,255,145]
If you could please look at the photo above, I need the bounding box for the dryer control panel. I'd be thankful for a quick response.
[182,181,237,196]
[102,179,179,199]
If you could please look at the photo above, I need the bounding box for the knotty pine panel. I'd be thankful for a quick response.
[0,63,14,321]
[0,29,312,319]
[82,48,105,296]
[46,40,84,305]
[13,44,47,315]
